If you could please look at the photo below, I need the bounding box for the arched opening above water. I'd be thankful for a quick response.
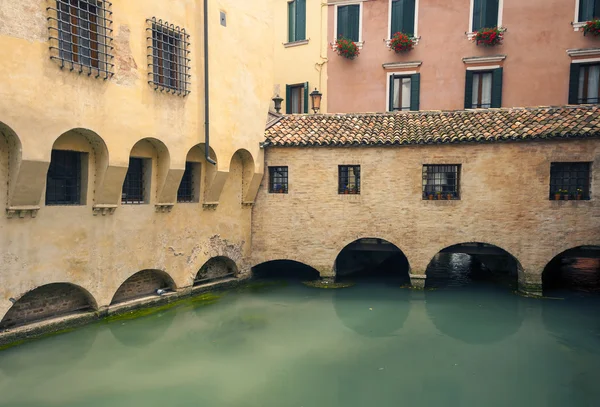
[542,246,600,296]
[425,243,520,289]
[252,260,320,281]
[0,283,97,330]
[110,270,176,305]
[334,238,410,283]
[195,256,239,286]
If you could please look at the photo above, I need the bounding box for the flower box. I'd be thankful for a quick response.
[335,36,360,60]
[583,19,600,37]
[389,32,415,53]
[472,27,505,47]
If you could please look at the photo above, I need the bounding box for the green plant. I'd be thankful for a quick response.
[336,36,360,59]
[389,32,415,53]
[583,19,600,37]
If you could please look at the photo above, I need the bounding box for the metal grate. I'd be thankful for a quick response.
[147,17,191,95]
[46,150,82,205]
[550,162,591,200]
[339,165,360,194]
[122,157,146,204]
[422,165,460,200]
[47,0,114,79]
[177,161,195,202]
[269,166,288,193]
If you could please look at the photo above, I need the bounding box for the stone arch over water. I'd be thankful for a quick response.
[110,269,176,305]
[424,242,522,289]
[0,283,97,330]
[542,246,600,295]
[195,256,239,285]
[334,237,410,283]
[252,260,320,280]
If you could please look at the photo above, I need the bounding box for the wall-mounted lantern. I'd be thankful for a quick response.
[272,94,283,114]
[310,88,323,114]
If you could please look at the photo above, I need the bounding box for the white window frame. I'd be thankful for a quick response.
[385,71,417,112]
[573,0,597,30]
[387,0,420,40]
[333,2,364,45]
[468,0,504,34]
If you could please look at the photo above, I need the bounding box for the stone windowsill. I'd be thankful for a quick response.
[284,39,309,48]
[573,21,587,32]
[384,36,420,49]
[330,40,364,50]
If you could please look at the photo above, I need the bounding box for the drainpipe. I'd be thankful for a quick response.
[204,0,217,165]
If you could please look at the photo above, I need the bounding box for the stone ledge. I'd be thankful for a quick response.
[6,206,40,219]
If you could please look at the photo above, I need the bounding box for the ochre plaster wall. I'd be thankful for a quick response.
[0,0,273,322]
[252,140,600,287]
[327,0,599,113]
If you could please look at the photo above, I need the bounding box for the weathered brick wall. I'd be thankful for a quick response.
[196,256,238,282]
[110,270,173,305]
[251,139,600,289]
[0,283,94,329]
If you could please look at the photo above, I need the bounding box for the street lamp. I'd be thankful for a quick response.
[272,94,283,114]
[310,88,323,114]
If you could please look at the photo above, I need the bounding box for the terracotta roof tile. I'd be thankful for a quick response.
[264,106,600,147]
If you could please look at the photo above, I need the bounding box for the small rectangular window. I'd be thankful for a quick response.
[269,166,288,193]
[50,0,113,78]
[46,150,83,205]
[550,162,591,200]
[287,83,308,114]
[288,0,306,42]
[390,75,412,111]
[471,71,493,108]
[148,18,191,95]
[390,0,416,37]
[577,64,600,104]
[339,165,360,194]
[422,165,460,200]
[337,4,361,42]
[472,0,499,32]
[122,157,147,204]
[579,0,600,22]
[177,161,199,203]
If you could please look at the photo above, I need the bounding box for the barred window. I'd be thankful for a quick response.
[46,150,83,205]
[48,0,114,78]
[423,165,460,200]
[550,162,591,200]
[122,158,147,204]
[339,165,360,194]
[177,162,199,203]
[269,167,288,193]
[147,18,191,95]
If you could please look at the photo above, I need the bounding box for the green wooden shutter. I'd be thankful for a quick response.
[389,75,395,111]
[403,0,416,36]
[337,5,348,39]
[297,0,306,40]
[288,1,295,43]
[347,5,360,42]
[304,82,309,113]
[390,0,402,36]
[472,0,483,31]
[596,0,600,18]
[568,64,581,104]
[464,70,474,109]
[285,85,292,114]
[410,73,420,111]
[491,67,503,108]
[485,0,499,28]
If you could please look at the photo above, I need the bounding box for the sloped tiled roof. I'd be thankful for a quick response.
[263,106,600,147]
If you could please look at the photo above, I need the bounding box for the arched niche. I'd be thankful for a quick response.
[110,269,177,305]
[229,148,258,204]
[542,246,600,296]
[122,138,170,205]
[424,242,522,289]
[194,256,239,286]
[334,237,410,283]
[252,260,320,281]
[46,128,109,206]
[0,121,22,207]
[0,283,97,330]
[179,144,218,204]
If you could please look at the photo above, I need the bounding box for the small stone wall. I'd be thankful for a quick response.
[111,270,173,305]
[0,284,94,330]
[196,257,238,283]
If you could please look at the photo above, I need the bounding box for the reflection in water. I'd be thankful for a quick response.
[544,251,600,296]
[109,306,177,347]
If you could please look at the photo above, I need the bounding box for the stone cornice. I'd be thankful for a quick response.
[382,61,422,70]
[566,48,600,57]
[462,55,507,64]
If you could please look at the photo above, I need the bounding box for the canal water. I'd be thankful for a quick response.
[1,256,600,406]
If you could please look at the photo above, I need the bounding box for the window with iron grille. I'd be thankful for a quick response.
[550,162,591,200]
[177,161,198,203]
[47,0,114,78]
[422,165,460,200]
[46,150,83,205]
[269,166,288,193]
[147,17,191,95]
[122,157,147,204]
[338,165,360,194]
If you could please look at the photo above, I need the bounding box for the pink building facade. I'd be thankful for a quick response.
[327,0,600,113]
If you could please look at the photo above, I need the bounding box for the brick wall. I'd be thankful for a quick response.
[110,270,173,305]
[251,139,600,289]
[195,256,238,283]
[0,283,94,329]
